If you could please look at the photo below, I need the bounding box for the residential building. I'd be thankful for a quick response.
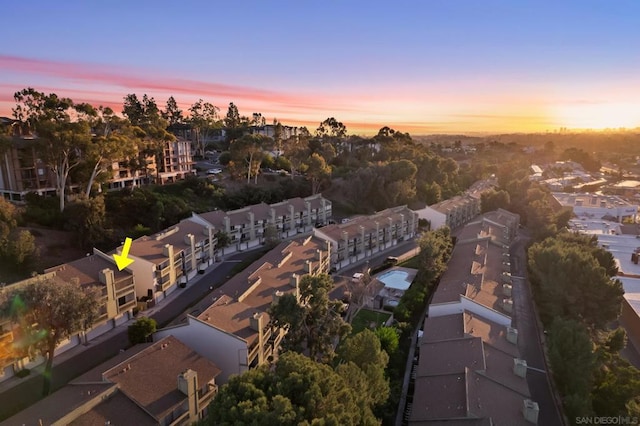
[190,194,332,254]
[4,335,221,426]
[427,210,521,327]
[0,134,58,201]
[1,252,135,382]
[105,158,152,190]
[250,124,299,140]
[552,192,638,222]
[413,178,498,231]
[154,235,330,384]
[408,310,537,425]
[606,180,640,198]
[155,139,196,185]
[313,205,418,271]
[118,219,217,303]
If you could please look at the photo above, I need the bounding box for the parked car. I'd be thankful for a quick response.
[384,256,399,266]
[351,272,365,282]
[207,168,223,175]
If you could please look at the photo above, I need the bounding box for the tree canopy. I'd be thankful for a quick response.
[0,277,101,395]
[209,351,378,425]
[269,274,350,362]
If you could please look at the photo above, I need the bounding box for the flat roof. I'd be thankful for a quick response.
[432,239,487,304]
[553,192,636,209]
[620,276,640,317]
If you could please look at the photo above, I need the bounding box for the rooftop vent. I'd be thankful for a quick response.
[513,358,528,378]
[522,399,539,424]
[507,327,518,344]
[502,298,514,313]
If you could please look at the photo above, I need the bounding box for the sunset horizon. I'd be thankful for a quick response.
[2,2,640,135]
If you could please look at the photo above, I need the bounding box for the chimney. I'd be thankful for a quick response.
[162,244,174,259]
[513,358,528,378]
[178,369,199,422]
[502,298,513,313]
[290,273,300,301]
[502,283,512,297]
[522,399,539,424]
[272,290,284,305]
[306,260,313,275]
[184,233,195,246]
[507,327,518,344]
[249,312,264,332]
[223,216,231,232]
[99,268,115,286]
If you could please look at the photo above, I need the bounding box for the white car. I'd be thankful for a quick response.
[351,273,365,282]
[207,168,222,175]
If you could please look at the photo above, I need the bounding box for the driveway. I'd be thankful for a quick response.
[510,233,565,426]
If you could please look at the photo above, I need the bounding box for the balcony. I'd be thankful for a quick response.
[114,278,135,296]
[118,298,137,313]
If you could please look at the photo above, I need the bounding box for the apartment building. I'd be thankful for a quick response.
[1,252,135,382]
[190,194,332,254]
[0,136,58,201]
[250,124,299,140]
[415,194,481,230]
[408,311,537,425]
[119,219,217,303]
[5,335,221,426]
[313,205,418,271]
[154,235,331,384]
[155,139,196,185]
[428,210,521,327]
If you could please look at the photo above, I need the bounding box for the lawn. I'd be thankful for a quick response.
[351,308,392,334]
[399,255,420,269]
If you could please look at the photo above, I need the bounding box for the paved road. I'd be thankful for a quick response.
[0,250,252,421]
[510,234,565,426]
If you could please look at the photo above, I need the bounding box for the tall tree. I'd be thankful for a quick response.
[305,153,331,195]
[188,99,220,157]
[81,106,139,197]
[1,278,101,395]
[122,94,175,182]
[337,329,390,408]
[224,102,244,145]
[13,88,93,212]
[162,96,183,126]
[269,274,350,362]
[316,117,347,138]
[229,134,269,184]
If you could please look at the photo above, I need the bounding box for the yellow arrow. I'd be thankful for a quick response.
[113,237,135,271]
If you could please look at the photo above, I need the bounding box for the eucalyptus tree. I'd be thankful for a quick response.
[13,88,93,212]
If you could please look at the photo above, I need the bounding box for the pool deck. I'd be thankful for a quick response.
[374,266,418,303]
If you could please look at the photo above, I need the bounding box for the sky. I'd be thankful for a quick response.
[1,1,639,135]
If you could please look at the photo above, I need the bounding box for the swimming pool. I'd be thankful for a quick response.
[377,270,411,291]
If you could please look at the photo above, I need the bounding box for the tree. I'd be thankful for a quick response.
[0,277,101,395]
[305,153,331,195]
[215,230,231,256]
[209,352,370,425]
[263,223,281,248]
[480,189,511,213]
[374,326,400,355]
[162,96,183,126]
[224,102,244,144]
[316,117,347,138]
[337,329,390,407]
[63,195,109,250]
[269,274,351,362]
[13,88,93,212]
[188,99,220,157]
[548,318,595,419]
[229,134,269,184]
[122,94,175,182]
[528,236,624,330]
[80,106,139,197]
[0,195,37,272]
[127,317,157,344]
